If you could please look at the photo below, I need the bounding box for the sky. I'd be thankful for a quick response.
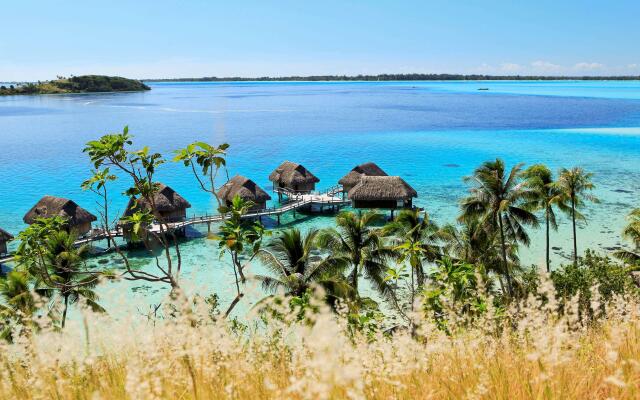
[1,0,639,81]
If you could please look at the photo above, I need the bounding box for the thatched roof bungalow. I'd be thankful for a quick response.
[0,228,13,255]
[269,161,319,194]
[348,176,417,211]
[218,175,271,211]
[339,162,388,192]
[23,196,97,235]
[123,183,191,222]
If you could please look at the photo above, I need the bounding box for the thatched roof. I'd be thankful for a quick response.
[218,175,271,203]
[23,196,97,225]
[0,228,13,242]
[348,176,418,201]
[269,161,319,186]
[124,183,191,216]
[339,162,388,188]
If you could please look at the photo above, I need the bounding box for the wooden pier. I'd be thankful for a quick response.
[0,185,349,264]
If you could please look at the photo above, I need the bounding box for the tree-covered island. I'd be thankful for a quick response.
[0,75,150,95]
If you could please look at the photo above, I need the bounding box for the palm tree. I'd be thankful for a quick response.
[0,271,39,339]
[614,208,640,265]
[440,216,519,294]
[256,228,352,303]
[383,209,442,288]
[556,167,599,266]
[43,230,105,328]
[460,159,538,296]
[522,164,566,272]
[317,211,393,298]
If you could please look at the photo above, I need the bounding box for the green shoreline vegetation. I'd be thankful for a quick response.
[147,73,640,82]
[0,127,639,398]
[0,75,150,95]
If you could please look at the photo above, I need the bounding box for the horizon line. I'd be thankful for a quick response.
[141,73,640,82]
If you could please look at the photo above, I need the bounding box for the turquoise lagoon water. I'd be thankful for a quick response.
[1,80,640,313]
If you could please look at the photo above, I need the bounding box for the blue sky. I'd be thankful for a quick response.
[1,0,639,80]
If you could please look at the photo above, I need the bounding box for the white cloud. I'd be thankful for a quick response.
[531,60,562,72]
[573,62,604,71]
[627,64,639,69]
[500,63,522,73]
[473,63,494,73]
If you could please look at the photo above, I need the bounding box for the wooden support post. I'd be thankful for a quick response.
[207,222,211,233]
[277,214,280,225]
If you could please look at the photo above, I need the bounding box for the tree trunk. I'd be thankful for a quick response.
[62,294,70,329]
[224,293,244,318]
[104,188,111,248]
[498,215,513,297]
[234,252,246,283]
[410,264,415,312]
[571,197,578,267]
[350,266,358,294]
[416,261,425,288]
[546,210,550,273]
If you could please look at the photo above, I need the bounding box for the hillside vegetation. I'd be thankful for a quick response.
[0,75,150,95]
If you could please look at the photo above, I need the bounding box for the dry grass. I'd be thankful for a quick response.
[0,289,638,400]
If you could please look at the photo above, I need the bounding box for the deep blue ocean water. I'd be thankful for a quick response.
[1,80,640,311]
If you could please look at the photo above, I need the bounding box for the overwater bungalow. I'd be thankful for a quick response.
[339,162,388,193]
[23,196,97,235]
[347,176,417,217]
[269,161,320,196]
[217,175,272,211]
[122,183,191,223]
[0,228,13,255]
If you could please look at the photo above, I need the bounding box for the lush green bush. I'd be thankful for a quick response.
[551,250,637,318]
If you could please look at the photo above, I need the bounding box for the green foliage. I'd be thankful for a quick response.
[346,309,384,342]
[120,210,154,242]
[15,216,68,274]
[384,209,442,288]
[0,271,40,341]
[423,257,490,331]
[215,195,266,258]
[83,126,133,169]
[256,228,352,303]
[258,289,322,326]
[81,168,116,193]
[551,250,636,319]
[173,142,228,177]
[614,208,640,266]
[174,141,229,208]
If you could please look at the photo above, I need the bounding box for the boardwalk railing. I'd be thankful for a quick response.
[274,184,344,198]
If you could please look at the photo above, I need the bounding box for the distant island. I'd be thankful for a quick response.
[0,75,150,95]
[147,73,640,82]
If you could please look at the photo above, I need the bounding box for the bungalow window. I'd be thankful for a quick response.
[396,199,404,208]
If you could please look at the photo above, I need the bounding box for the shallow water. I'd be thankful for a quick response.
[1,81,640,312]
